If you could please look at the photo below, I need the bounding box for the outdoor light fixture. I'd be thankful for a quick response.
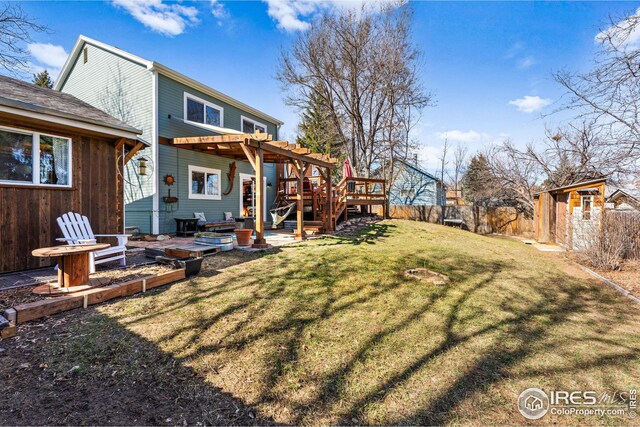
[138,157,148,176]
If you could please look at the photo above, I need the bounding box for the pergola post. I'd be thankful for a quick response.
[325,168,334,232]
[252,145,268,248]
[294,161,306,240]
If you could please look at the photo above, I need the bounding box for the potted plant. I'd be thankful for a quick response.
[234,228,253,246]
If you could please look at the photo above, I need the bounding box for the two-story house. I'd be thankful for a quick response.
[55,35,283,234]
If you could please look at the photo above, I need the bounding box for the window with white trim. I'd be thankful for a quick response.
[241,116,267,134]
[184,92,223,127]
[188,165,221,200]
[581,195,593,220]
[0,126,71,187]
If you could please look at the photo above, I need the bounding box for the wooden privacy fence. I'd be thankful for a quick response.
[605,211,640,259]
[388,205,534,237]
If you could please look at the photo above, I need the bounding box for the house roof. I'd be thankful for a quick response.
[54,35,284,126]
[0,75,143,139]
[607,188,640,203]
[396,158,441,182]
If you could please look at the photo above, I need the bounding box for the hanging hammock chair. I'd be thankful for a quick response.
[270,202,296,229]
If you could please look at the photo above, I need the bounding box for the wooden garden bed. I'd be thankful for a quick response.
[0,268,186,338]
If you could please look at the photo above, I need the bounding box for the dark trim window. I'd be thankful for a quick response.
[184,92,223,127]
[0,126,71,187]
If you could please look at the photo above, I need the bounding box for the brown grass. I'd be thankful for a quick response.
[1,221,639,425]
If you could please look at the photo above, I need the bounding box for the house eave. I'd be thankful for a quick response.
[0,102,143,140]
[149,62,284,126]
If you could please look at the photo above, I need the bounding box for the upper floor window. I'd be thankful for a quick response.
[184,92,223,127]
[0,126,71,187]
[241,116,267,134]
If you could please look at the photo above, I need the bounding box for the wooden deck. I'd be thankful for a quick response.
[278,176,386,231]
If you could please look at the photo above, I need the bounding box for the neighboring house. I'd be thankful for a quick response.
[389,159,445,206]
[0,75,143,272]
[446,189,464,206]
[55,35,283,234]
[606,188,640,211]
[533,178,606,250]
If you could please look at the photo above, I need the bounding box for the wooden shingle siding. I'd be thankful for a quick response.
[0,121,122,272]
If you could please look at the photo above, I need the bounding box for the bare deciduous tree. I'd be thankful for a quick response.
[0,3,46,74]
[484,141,540,216]
[448,144,468,205]
[554,11,640,178]
[277,3,431,188]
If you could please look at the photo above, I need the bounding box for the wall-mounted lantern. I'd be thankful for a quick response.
[138,157,148,176]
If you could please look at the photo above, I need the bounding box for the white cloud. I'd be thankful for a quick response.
[517,56,536,69]
[112,0,199,36]
[434,130,488,143]
[27,43,69,79]
[263,0,399,32]
[415,144,443,173]
[595,8,640,48]
[210,0,227,21]
[508,95,552,113]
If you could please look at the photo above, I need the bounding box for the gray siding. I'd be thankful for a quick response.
[157,144,277,234]
[157,74,278,138]
[156,74,279,234]
[57,42,155,232]
[59,44,281,235]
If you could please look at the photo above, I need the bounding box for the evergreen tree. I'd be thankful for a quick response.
[32,70,53,88]
[462,154,495,207]
[295,89,343,158]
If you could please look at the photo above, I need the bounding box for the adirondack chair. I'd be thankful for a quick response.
[56,212,129,273]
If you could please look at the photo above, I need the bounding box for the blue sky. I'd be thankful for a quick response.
[17,0,640,172]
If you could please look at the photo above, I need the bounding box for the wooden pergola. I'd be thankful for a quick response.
[172,132,338,247]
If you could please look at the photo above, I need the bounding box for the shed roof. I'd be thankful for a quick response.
[0,75,142,137]
[534,178,606,196]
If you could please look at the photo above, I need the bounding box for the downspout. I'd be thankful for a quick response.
[150,66,160,234]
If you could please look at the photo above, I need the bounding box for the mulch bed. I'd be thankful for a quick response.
[594,259,640,297]
[0,264,173,312]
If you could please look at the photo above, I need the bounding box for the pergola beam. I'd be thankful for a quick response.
[172,133,272,145]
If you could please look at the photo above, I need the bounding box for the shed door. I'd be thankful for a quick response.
[555,193,568,246]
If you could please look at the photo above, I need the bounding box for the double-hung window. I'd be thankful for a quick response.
[241,115,267,134]
[0,126,71,187]
[188,165,221,200]
[184,93,224,127]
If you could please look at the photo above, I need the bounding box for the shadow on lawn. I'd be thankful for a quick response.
[317,222,397,246]
[10,224,640,425]
[0,309,275,426]
[108,238,640,424]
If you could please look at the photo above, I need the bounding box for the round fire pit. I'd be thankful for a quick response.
[404,268,450,285]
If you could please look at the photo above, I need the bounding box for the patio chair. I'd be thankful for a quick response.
[56,212,129,273]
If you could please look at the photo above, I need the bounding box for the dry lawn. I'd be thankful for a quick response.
[1,220,639,425]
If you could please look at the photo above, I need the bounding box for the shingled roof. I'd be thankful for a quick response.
[0,75,141,135]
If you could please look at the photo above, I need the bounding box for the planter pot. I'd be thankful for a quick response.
[234,229,253,246]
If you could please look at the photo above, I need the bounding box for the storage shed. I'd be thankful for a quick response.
[533,178,606,250]
[0,76,143,272]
